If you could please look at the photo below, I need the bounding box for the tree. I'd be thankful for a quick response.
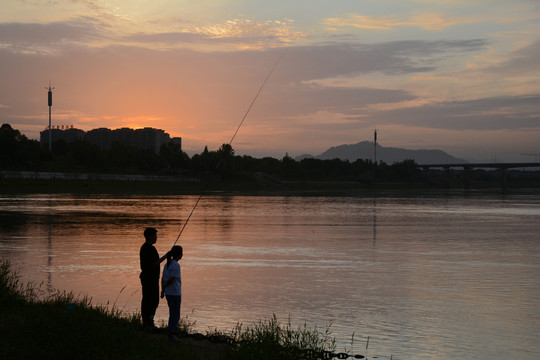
[217,143,236,179]
[218,143,234,158]
[160,142,190,173]
[0,124,40,169]
[281,153,297,178]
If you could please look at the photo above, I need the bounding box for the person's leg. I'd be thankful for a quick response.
[141,278,159,328]
[166,295,181,336]
[148,281,160,326]
[140,278,152,327]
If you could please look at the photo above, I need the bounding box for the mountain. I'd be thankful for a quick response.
[296,141,469,165]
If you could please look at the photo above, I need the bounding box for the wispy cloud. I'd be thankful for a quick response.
[323,12,477,31]
[0,15,307,52]
[0,17,109,54]
[125,18,307,49]
[371,95,540,131]
[483,38,540,74]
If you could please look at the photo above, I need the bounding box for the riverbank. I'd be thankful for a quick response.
[2,173,537,196]
[0,261,209,359]
[0,261,339,360]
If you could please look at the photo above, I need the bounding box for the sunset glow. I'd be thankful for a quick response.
[1,0,539,161]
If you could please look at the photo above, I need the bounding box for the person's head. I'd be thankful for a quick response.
[166,245,183,267]
[144,227,157,244]
[170,245,183,260]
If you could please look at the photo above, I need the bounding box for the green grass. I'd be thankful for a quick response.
[0,260,339,360]
[0,261,201,359]
[221,315,336,360]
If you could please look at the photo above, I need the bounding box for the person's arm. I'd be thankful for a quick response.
[161,273,168,298]
[153,251,170,267]
[163,277,175,288]
[161,274,178,297]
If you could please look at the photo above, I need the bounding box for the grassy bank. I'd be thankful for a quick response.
[0,261,203,359]
[0,261,338,360]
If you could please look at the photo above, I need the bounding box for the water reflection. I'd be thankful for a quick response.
[1,194,539,360]
[47,198,53,293]
[372,198,377,247]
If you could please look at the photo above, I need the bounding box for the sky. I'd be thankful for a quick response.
[1,0,539,162]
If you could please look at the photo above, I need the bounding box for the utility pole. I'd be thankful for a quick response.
[46,82,54,152]
[373,129,377,164]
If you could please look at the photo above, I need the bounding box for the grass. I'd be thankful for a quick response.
[0,261,203,360]
[0,260,339,360]
[214,315,336,360]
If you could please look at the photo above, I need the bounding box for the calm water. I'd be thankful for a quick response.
[1,193,539,359]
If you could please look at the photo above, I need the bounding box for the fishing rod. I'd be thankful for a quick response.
[172,48,288,247]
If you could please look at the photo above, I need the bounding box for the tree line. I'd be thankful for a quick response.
[1,124,421,182]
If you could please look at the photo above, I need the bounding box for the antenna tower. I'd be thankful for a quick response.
[374,129,377,163]
[46,82,55,152]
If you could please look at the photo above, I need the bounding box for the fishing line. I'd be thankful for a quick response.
[172,47,288,247]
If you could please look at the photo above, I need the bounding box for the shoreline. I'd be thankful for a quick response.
[2,170,539,196]
[2,177,540,197]
[0,260,341,360]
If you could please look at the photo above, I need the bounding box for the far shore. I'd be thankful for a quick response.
[2,170,539,196]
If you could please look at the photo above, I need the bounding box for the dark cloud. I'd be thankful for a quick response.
[0,18,106,52]
[255,84,415,118]
[369,95,540,131]
[270,40,488,82]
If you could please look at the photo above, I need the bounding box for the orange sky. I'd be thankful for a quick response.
[1,0,539,161]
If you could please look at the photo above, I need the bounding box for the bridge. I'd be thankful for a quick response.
[417,162,540,192]
[418,162,540,170]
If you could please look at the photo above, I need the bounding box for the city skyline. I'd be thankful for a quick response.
[1,0,539,162]
[39,125,180,154]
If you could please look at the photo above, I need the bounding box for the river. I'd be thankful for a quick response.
[1,193,539,359]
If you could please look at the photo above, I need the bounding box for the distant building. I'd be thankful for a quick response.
[40,128,85,145]
[113,127,133,148]
[85,128,112,150]
[40,126,180,154]
[132,127,170,154]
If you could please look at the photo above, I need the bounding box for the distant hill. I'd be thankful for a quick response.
[296,141,469,165]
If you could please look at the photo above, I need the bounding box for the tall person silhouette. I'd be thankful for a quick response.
[139,227,169,330]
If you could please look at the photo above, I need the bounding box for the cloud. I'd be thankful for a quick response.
[195,18,305,41]
[274,39,487,83]
[0,17,107,53]
[484,38,540,74]
[323,14,404,31]
[0,39,489,128]
[0,16,308,52]
[254,83,416,119]
[124,18,308,50]
[0,26,535,160]
[322,12,476,31]
[122,31,210,45]
[368,95,540,131]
